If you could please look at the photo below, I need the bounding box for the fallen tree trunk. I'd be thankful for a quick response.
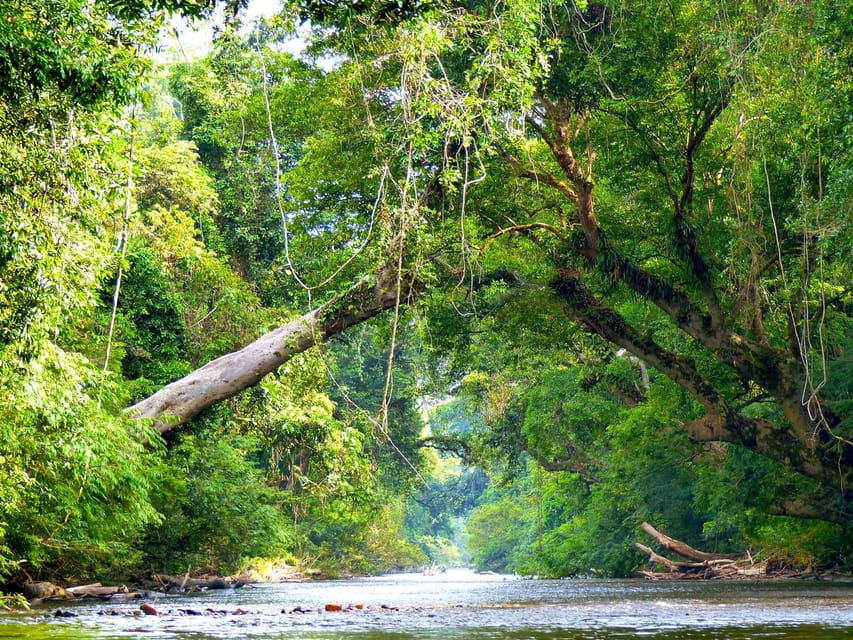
[635,522,767,580]
[154,574,239,590]
[66,583,129,598]
[127,266,410,433]
[640,522,731,562]
[21,582,73,601]
[21,577,241,602]
[634,543,705,572]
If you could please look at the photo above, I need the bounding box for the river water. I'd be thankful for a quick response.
[1,569,850,639]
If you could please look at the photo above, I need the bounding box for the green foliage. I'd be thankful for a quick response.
[0,591,28,611]
[463,371,851,576]
[0,39,157,580]
[0,0,228,582]
[311,497,428,575]
[296,0,433,26]
[0,1,150,113]
[0,347,162,580]
[112,243,191,385]
[0,0,436,588]
[135,140,223,252]
[406,468,488,540]
[143,433,290,574]
[243,366,376,506]
[294,0,853,570]
[132,120,269,364]
[405,461,487,565]
[465,492,531,573]
[821,322,853,438]
[749,519,853,571]
[166,30,398,307]
[464,376,700,577]
[0,115,117,360]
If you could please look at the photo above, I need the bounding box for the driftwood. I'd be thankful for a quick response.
[153,574,247,591]
[22,581,145,603]
[21,573,252,602]
[67,583,130,598]
[635,521,769,580]
[21,582,73,601]
[640,522,731,562]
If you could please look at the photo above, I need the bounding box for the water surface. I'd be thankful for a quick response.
[1,569,850,639]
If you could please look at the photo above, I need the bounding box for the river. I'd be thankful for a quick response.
[1,569,850,639]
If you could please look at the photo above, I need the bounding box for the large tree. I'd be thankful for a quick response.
[129,0,852,523]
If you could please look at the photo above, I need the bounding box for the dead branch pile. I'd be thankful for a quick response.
[635,522,768,579]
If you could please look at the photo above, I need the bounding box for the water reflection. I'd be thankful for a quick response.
[1,569,850,639]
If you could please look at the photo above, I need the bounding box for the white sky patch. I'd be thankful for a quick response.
[161,0,304,62]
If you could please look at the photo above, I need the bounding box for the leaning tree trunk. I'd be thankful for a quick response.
[127,266,410,434]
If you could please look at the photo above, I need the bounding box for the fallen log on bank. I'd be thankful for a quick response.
[152,574,248,591]
[18,561,317,602]
[635,521,768,580]
[21,581,147,603]
[21,573,250,603]
[67,583,129,598]
[640,522,732,562]
[21,582,73,601]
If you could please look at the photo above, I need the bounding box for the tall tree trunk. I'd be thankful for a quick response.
[127,266,410,434]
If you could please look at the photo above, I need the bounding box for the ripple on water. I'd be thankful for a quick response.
[2,570,851,640]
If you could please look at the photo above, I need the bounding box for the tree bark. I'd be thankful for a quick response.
[66,584,129,598]
[635,543,704,572]
[127,266,410,434]
[21,582,73,601]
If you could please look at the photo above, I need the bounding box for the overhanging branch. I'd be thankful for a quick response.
[551,269,726,416]
[479,222,565,256]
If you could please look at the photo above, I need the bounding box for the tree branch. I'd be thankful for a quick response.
[675,98,727,328]
[551,269,726,416]
[504,152,578,204]
[551,269,852,506]
[603,106,679,209]
[479,222,565,256]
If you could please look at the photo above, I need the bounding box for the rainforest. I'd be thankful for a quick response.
[1,0,852,605]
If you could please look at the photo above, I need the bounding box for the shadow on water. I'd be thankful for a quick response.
[1,569,850,639]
